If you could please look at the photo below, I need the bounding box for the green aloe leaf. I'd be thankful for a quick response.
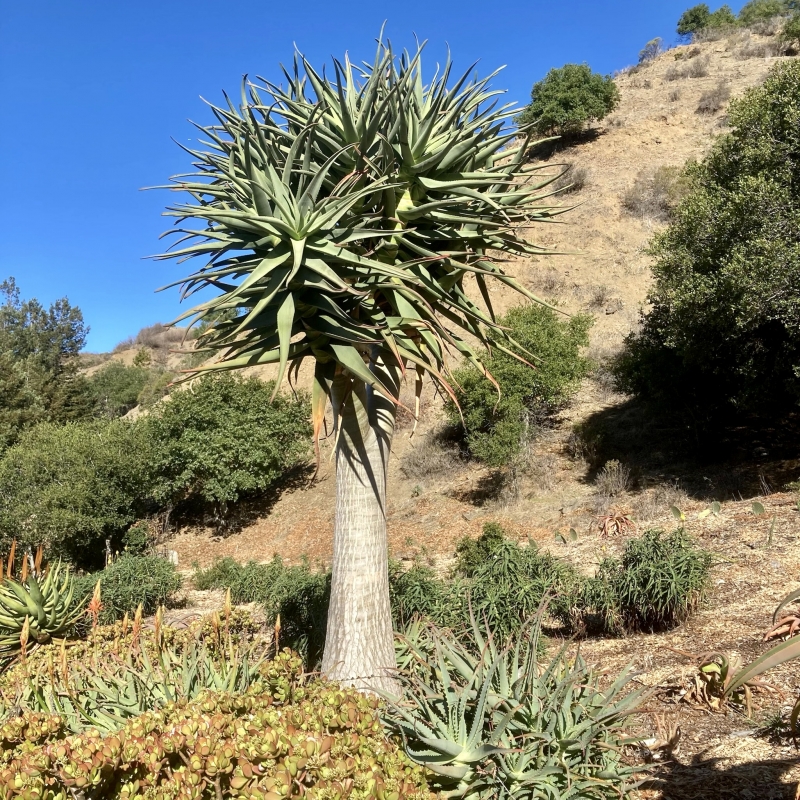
[726,636,800,696]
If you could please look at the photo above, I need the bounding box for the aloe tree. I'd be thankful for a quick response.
[156,37,567,692]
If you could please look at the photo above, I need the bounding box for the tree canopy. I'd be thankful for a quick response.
[515,64,619,137]
[615,61,800,421]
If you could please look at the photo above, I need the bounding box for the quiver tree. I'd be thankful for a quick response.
[155,37,569,692]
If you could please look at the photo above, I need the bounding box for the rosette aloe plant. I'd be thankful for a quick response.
[156,35,568,691]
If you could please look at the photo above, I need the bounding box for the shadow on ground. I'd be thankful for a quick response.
[575,397,800,501]
[172,463,318,538]
[649,753,800,799]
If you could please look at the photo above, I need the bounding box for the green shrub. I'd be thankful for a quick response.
[445,305,591,466]
[393,523,581,638]
[389,617,645,799]
[462,527,583,637]
[515,63,620,137]
[678,3,712,35]
[739,0,790,26]
[389,561,463,630]
[583,529,713,634]
[453,521,507,576]
[193,555,248,592]
[136,367,175,408]
[73,554,182,625]
[0,420,155,563]
[615,60,800,422]
[0,374,313,563]
[122,520,152,555]
[193,556,329,664]
[146,374,311,512]
[783,12,800,46]
[0,649,431,800]
[708,3,739,27]
[86,361,149,418]
[678,3,742,35]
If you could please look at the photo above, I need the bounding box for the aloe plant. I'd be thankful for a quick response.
[388,615,646,798]
[0,608,271,733]
[0,560,82,658]
[156,35,567,691]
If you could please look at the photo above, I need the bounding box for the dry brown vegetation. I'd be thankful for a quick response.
[113,322,188,353]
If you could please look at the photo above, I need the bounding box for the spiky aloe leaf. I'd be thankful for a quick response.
[726,636,800,697]
[773,585,800,624]
[155,36,568,449]
[0,561,82,656]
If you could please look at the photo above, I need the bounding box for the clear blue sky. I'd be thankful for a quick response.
[0,0,749,352]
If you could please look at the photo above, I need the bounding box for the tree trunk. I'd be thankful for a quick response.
[321,361,400,694]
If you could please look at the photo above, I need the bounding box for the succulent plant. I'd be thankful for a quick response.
[388,614,647,799]
[0,559,82,658]
[0,606,273,734]
[0,649,434,799]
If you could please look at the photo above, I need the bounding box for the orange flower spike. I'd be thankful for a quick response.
[87,581,103,629]
[154,605,164,649]
[19,616,29,663]
[6,540,16,580]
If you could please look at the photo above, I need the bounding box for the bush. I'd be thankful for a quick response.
[453,520,507,576]
[515,63,620,137]
[389,618,645,799]
[615,61,800,421]
[622,165,691,221]
[708,3,739,27]
[122,519,152,555]
[394,523,580,638]
[114,322,188,352]
[445,304,592,466]
[696,82,731,114]
[550,163,588,194]
[389,561,462,630]
[73,554,182,625]
[783,12,800,47]
[399,434,461,480]
[665,56,711,80]
[454,523,583,636]
[0,374,313,563]
[86,361,149,418]
[687,55,711,77]
[0,649,431,800]
[583,529,713,633]
[678,3,740,36]
[735,34,782,57]
[678,3,712,35]
[739,0,790,26]
[194,556,329,664]
[136,366,174,407]
[0,420,155,563]
[146,374,311,513]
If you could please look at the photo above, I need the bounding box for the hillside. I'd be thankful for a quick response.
[148,31,800,798]
[167,32,797,569]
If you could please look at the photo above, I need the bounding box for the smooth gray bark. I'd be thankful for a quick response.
[321,361,400,694]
